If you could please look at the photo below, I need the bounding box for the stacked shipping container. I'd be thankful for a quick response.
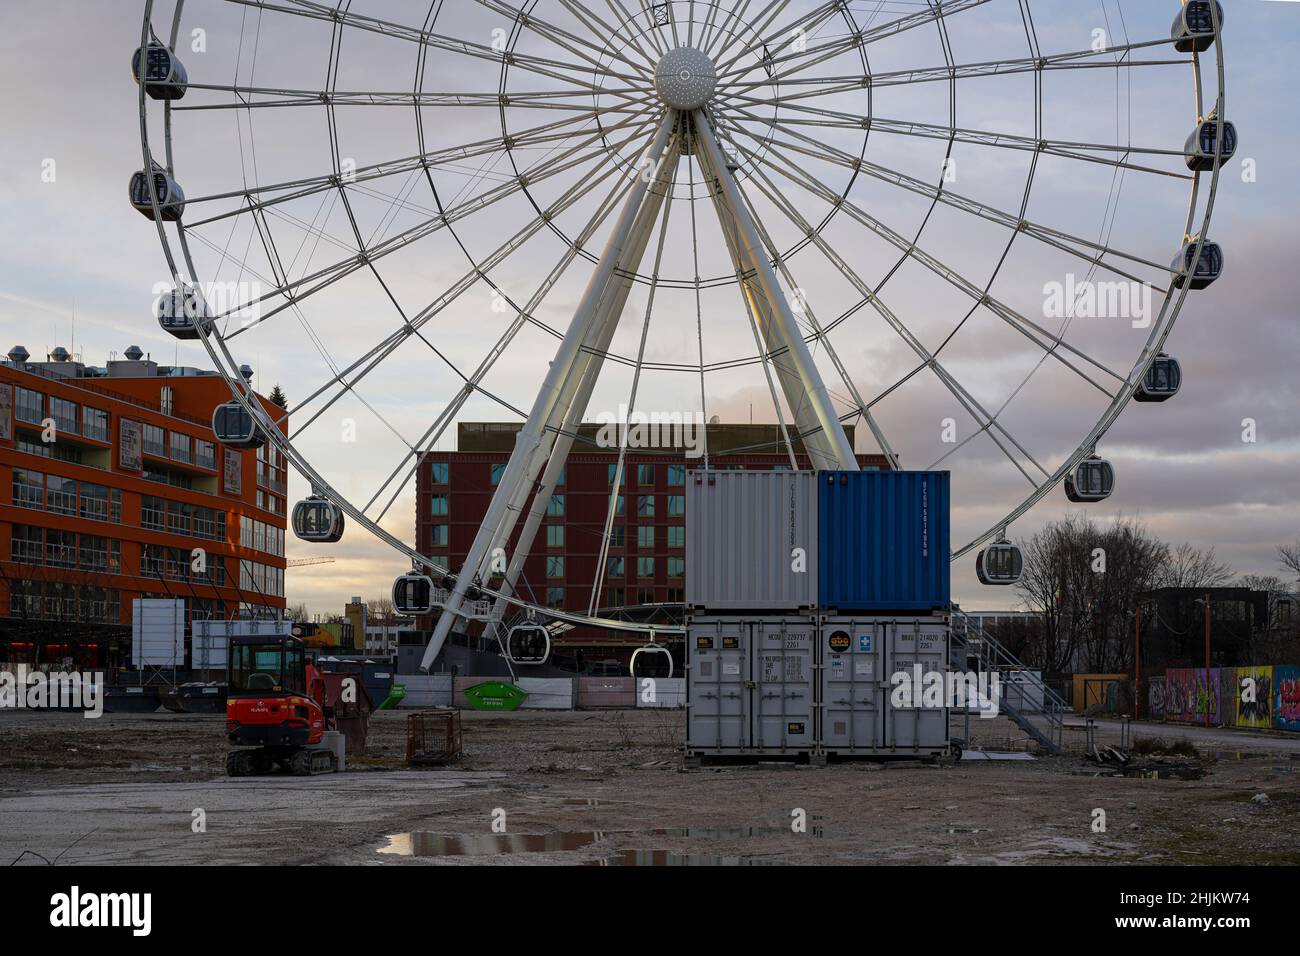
[685,470,953,759]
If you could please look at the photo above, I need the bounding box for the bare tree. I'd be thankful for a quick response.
[284,601,310,623]
[1279,540,1300,585]
[1158,542,1234,590]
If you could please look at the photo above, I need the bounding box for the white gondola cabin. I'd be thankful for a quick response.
[212,401,265,449]
[1135,353,1182,403]
[130,163,186,222]
[1184,115,1237,172]
[1065,456,1115,503]
[132,43,189,100]
[1171,1,1223,55]
[630,644,675,680]
[156,285,204,339]
[292,496,345,544]
[976,539,1024,586]
[393,573,435,616]
[505,623,551,666]
[1170,239,1223,290]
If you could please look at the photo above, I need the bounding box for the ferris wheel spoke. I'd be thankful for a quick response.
[702,0,757,60]
[726,108,1175,285]
[470,0,652,81]
[222,116,657,329]
[718,120,1123,409]
[282,138,650,441]
[710,0,849,79]
[554,0,657,73]
[720,36,1187,102]
[716,0,994,86]
[182,104,650,225]
[369,161,644,524]
[220,0,645,89]
[174,85,649,112]
[727,107,1193,182]
[587,0,663,68]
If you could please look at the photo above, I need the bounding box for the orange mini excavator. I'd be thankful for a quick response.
[225,634,337,776]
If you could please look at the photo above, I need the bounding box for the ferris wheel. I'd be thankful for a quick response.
[134,0,1231,671]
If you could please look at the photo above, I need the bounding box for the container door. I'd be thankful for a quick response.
[751,619,815,752]
[688,620,749,751]
[885,620,950,750]
[819,620,885,753]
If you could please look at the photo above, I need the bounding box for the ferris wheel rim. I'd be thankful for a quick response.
[136,0,1228,629]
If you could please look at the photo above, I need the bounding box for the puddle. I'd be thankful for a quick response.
[591,851,774,867]
[379,831,611,857]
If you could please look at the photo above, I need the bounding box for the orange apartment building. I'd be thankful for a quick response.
[0,346,288,667]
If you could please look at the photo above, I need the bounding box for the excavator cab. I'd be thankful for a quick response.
[226,635,334,776]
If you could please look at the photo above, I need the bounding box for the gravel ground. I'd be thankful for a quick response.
[0,709,1296,865]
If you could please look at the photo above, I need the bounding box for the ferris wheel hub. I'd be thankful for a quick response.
[654,47,717,111]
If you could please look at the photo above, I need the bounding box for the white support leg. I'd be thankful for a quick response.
[692,109,859,472]
[420,114,681,672]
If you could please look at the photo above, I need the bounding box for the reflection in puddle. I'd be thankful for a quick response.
[379,831,610,857]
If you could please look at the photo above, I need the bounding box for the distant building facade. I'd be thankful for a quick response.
[415,422,888,649]
[0,347,288,666]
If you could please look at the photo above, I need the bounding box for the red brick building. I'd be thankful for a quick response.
[416,422,887,650]
[0,347,288,666]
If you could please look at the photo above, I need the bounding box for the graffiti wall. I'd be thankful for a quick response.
[1147,676,1166,720]
[1232,666,1273,730]
[1164,669,1196,723]
[1276,666,1300,733]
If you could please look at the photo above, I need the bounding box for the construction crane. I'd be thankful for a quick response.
[287,557,336,569]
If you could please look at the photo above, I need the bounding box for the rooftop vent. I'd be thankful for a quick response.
[8,346,29,363]
[124,345,144,361]
[49,347,71,362]
[239,364,254,381]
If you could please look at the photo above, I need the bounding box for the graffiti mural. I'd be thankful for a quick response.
[1233,667,1273,729]
[1194,668,1222,725]
[1276,666,1300,733]
[1147,677,1167,720]
[1164,669,1196,723]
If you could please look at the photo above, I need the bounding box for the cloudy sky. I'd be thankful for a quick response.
[1,0,1297,616]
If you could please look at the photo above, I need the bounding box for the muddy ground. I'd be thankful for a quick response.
[0,709,1296,865]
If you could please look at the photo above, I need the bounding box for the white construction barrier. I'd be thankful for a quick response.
[397,675,453,709]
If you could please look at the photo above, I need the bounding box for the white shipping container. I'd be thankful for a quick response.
[685,471,818,611]
[132,599,185,668]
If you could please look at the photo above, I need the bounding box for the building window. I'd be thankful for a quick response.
[430,494,449,516]
[666,587,684,604]
[609,526,625,548]
[605,588,625,607]
[637,464,655,485]
[546,525,565,548]
[547,494,565,517]
[142,495,166,531]
[11,526,43,564]
[667,495,684,517]
[15,387,43,425]
[45,475,77,515]
[637,495,655,518]
[546,587,565,610]
[195,439,216,470]
[637,588,656,605]
[668,464,685,486]
[554,466,565,486]
[547,556,565,579]
[668,526,685,548]
[142,423,166,458]
[49,397,79,436]
[170,432,191,463]
[79,483,110,522]
[637,557,655,578]
[83,407,109,442]
[168,501,193,536]
[46,530,77,569]
[607,463,623,486]
[430,525,449,548]
[668,557,685,578]
[12,469,44,510]
[606,556,625,578]
[637,526,654,549]
[490,463,506,486]
[430,462,449,484]
[614,495,625,516]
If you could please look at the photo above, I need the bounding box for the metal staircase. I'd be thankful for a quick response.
[950,610,1067,754]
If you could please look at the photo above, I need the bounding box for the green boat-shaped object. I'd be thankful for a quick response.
[463,681,529,712]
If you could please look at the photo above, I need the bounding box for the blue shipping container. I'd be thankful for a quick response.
[818,471,950,612]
